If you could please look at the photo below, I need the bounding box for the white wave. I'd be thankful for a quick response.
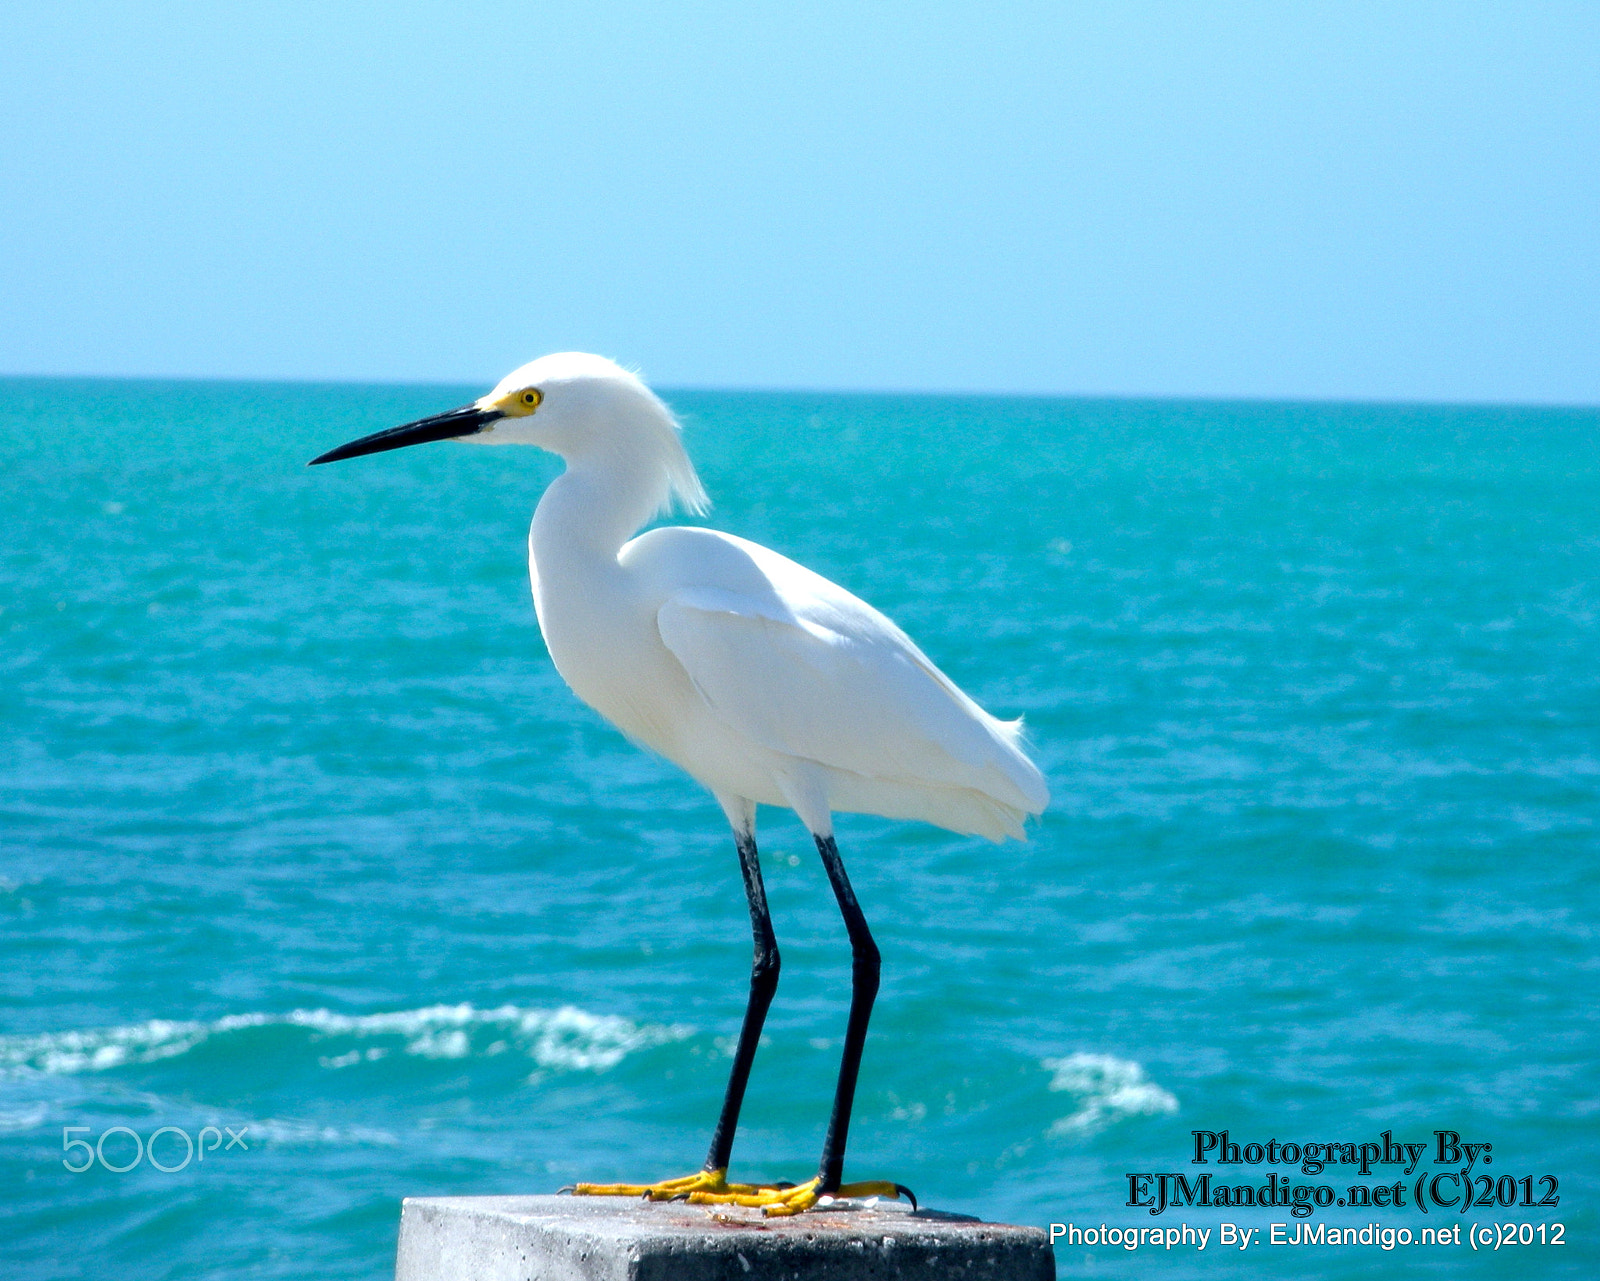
[1042,1052,1178,1136]
[246,1118,401,1146]
[0,1003,692,1080]
[0,1102,49,1132]
[0,1018,214,1078]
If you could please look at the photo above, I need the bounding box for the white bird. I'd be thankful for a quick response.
[310,352,1048,1214]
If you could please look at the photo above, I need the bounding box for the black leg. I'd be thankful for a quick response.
[813,833,881,1193]
[702,830,781,1173]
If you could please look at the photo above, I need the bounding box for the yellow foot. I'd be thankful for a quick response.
[565,1169,770,1201]
[686,1176,917,1218]
[565,1170,917,1218]
[683,1175,820,1215]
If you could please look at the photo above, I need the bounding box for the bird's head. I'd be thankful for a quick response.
[309,352,707,514]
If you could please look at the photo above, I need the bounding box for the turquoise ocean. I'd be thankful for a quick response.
[1,379,1595,1278]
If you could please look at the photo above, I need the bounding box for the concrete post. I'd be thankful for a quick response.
[395,1194,1054,1280]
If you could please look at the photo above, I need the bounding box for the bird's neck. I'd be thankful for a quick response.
[530,456,657,575]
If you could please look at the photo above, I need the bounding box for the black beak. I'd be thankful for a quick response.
[307,403,505,465]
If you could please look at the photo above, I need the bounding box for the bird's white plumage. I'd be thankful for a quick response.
[309,351,1048,1203]
[497,353,1046,843]
[646,530,1045,837]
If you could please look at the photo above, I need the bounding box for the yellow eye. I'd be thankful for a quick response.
[495,386,542,417]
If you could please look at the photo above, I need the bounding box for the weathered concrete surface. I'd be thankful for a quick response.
[395,1194,1054,1281]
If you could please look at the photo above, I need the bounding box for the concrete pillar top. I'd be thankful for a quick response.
[396,1193,1055,1280]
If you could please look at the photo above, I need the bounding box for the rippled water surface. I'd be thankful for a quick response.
[2,381,1596,1277]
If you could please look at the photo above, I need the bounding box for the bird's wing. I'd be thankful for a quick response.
[649,532,1046,813]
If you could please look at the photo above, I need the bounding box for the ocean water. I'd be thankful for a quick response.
[1,379,1595,1279]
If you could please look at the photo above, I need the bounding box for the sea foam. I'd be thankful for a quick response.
[0,1003,692,1080]
[1042,1052,1178,1135]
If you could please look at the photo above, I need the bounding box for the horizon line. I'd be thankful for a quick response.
[1,369,1595,415]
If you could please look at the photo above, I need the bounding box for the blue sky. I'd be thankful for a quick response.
[3,2,1596,401]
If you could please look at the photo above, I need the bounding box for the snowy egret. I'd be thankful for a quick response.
[310,353,1048,1214]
